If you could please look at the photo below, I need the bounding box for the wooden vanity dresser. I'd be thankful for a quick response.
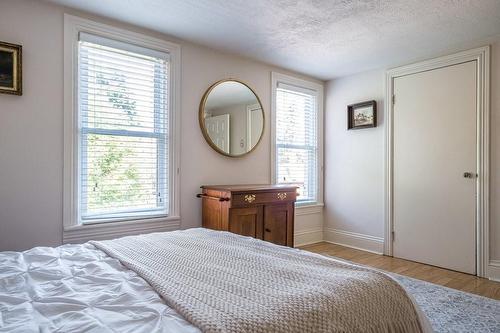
[198,185,298,247]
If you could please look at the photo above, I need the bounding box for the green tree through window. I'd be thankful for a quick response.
[87,71,144,212]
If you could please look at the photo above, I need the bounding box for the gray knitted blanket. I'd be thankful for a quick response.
[92,228,426,333]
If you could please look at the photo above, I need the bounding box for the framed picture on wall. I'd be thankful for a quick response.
[347,100,376,129]
[0,41,22,96]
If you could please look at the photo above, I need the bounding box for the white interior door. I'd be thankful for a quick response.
[246,104,263,150]
[393,61,477,274]
[205,114,230,153]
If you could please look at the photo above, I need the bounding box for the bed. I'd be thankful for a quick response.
[0,228,431,332]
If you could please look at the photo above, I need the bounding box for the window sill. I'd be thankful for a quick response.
[63,215,181,244]
[295,203,324,216]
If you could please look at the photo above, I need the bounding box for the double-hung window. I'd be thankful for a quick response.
[64,15,180,239]
[78,33,169,222]
[272,73,323,205]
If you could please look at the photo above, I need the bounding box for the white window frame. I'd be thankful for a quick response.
[271,72,324,211]
[63,15,181,243]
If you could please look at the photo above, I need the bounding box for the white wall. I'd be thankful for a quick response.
[323,70,385,253]
[324,42,500,264]
[0,0,323,251]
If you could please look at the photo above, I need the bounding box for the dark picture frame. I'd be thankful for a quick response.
[0,41,22,96]
[347,100,376,130]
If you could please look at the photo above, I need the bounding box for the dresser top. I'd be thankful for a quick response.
[200,184,298,193]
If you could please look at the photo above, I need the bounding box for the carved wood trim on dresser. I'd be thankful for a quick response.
[197,185,298,247]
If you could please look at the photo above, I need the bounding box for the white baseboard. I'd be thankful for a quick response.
[294,229,323,247]
[324,228,384,254]
[487,260,500,282]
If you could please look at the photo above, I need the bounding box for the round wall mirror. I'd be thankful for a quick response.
[199,79,264,157]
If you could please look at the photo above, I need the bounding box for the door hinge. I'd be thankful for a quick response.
[392,94,396,105]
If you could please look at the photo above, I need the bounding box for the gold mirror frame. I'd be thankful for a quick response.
[199,79,265,158]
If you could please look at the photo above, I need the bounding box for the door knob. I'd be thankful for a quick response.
[463,172,476,178]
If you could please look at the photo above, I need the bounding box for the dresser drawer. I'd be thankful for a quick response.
[231,191,296,207]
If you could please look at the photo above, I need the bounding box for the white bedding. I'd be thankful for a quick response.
[0,243,199,333]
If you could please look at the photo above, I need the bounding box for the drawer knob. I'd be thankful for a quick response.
[244,194,256,203]
[277,192,287,200]
[265,228,271,233]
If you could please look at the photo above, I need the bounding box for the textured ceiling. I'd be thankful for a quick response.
[46,0,500,80]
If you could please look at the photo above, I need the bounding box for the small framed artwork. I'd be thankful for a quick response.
[347,100,376,130]
[0,41,22,95]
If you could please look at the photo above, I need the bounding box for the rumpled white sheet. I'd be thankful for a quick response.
[0,243,200,333]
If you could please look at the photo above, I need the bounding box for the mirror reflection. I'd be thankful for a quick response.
[200,80,264,157]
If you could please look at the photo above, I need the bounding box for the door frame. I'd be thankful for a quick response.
[246,103,262,150]
[384,46,490,278]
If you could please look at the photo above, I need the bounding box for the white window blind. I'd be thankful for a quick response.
[78,33,170,223]
[275,82,318,203]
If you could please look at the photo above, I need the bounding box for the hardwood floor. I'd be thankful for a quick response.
[300,242,500,300]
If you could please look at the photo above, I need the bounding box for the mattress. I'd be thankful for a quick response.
[0,243,199,333]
